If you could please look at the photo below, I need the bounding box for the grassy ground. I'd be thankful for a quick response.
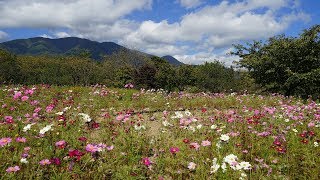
[0,85,319,179]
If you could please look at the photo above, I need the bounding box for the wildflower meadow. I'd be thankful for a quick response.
[0,85,319,179]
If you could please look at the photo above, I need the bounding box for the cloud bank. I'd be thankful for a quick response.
[0,0,309,65]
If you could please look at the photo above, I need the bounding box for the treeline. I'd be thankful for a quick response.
[0,49,253,92]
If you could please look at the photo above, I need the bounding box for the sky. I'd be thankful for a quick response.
[0,0,319,65]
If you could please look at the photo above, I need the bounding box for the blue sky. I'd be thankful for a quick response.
[0,0,319,65]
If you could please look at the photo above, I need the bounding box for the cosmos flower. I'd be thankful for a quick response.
[220,134,230,142]
[16,137,27,143]
[142,157,152,167]
[20,158,28,164]
[6,166,20,173]
[39,124,53,135]
[86,144,99,153]
[188,162,196,170]
[0,137,12,147]
[55,140,66,149]
[170,147,180,154]
[201,140,211,147]
[39,159,51,166]
[190,142,200,150]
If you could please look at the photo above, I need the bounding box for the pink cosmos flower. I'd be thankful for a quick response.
[39,159,51,165]
[201,140,211,147]
[24,89,34,95]
[34,107,42,113]
[6,166,20,173]
[24,147,31,152]
[46,104,55,112]
[21,96,29,101]
[170,147,180,154]
[30,100,39,106]
[86,144,99,153]
[142,157,152,167]
[116,114,124,121]
[55,140,66,149]
[308,122,315,128]
[0,137,12,147]
[16,137,27,143]
[189,142,200,150]
[106,145,114,151]
[13,92,22,100]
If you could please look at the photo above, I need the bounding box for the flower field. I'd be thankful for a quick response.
[0,85,319,179]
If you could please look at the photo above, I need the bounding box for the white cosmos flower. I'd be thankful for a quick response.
[216,142,221,149]
[210,158,220,173]
[188,126,195,132]
[79,113,92,122]
[162,120,172,127]
[20,158,28,164]
[39,124,53,134]
[211,124,217,130]
[314,142,319,147]
[239,161,252,170]
[185,110,192,116]
[134,125,146,131]
[220,134,230,142]
[223,154,238,165]
[23,123,34,132]
[55,112,63,116]
[171,112,183,119]
[221,162,227,172]
[188,162,196,170]
[196,124,202,129]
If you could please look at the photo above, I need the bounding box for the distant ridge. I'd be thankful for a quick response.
[161,55,184,66]
[0,37,184,65]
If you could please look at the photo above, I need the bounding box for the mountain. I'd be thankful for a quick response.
[0,37,184,65]
[161,55,184,66]
[0,37,125,60]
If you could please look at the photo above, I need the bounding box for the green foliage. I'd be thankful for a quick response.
[193,61,237,92]
[232,25,320,98]
[0,48,249,93]
[0,49,21,83]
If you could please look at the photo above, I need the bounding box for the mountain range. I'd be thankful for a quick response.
[0,37,184,65]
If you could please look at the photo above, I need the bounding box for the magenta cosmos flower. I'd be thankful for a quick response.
[170,147,180,154]
[142,157,152,167]
[0,137,12,147]
[6,166,20,173]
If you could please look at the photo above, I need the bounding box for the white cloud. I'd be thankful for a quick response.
[40,34,53,39]
[120,0,308,60]
[174,50,239,66]
[0,30,9,42]
[0,0,152,28]
[178,0,203,9]
[54,32,71,38]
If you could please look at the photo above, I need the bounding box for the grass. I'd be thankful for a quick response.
[0,85,319,179]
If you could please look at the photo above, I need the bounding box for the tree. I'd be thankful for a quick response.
[232,25,320,99]
[0,49,21,83]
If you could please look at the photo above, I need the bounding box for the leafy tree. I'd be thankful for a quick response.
[232,25,320,98]
[0,49,21,83]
